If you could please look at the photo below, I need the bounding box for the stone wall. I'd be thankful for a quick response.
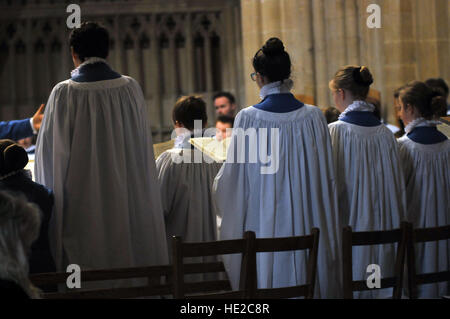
[240,0,450,125]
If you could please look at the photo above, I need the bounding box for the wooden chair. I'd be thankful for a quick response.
[406,223,450,299]
[30,265,172,299]
[342,222,408,299]
[172,231,254,299]
[248,228,320,299]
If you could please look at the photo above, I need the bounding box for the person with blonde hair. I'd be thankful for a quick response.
[397,81,449,298]
[0,191,41,299]
[328,65,406,298]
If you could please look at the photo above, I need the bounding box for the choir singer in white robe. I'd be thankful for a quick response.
[328,66,406,298]
[156,96,222,268]
[397,81,449,298]
[35,22,168,279]
[213,38,342,298]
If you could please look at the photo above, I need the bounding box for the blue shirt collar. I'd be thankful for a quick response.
[71,62,121,83]
[407,126,448,145]
[340,111,382,127]
[253,93,304,113]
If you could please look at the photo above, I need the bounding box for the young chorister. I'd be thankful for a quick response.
[328,65,406,298]
[397,81,449,298]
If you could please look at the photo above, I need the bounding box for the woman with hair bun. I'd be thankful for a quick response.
[397,81,449,298]
[214,38,342,298]
[328,65,406,298]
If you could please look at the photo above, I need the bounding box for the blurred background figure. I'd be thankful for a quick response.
[17,136,37,155]
[0,191,42,299]
[393,87,406,138]
[215,115,234,141]
[368,96,401,135]
[321,106,341,124]
[425,78,449,116]
[213,92,237,117]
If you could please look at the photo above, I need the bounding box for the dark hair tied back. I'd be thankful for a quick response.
[262,38,285,56]
[353,66,373,86]
[253,37,291,83]
[400,81,447,119]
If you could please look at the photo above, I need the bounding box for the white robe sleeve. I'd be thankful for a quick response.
[35,81,71,270]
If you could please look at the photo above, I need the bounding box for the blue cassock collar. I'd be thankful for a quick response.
[407,126,448,145]
[340,111,381,127]
[253,93,304,113]
[71,62,121,83]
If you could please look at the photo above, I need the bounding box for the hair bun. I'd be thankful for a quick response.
[262,37,285,56]
[3,144,28,173]
[430,94,447,117]
[353,66,373,86]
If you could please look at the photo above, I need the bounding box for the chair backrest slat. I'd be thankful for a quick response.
[172,232,253,299]
[43,284,172,299]
[351,229,402,246]
[342,223,408,299]
[31,265,173,299]
[407,224,450,299]
[30,265,172,286]
[254,285,308,299]
[250,228,320,299]
[180,239,247,258]
[414,225,450,243]
[254,236,314,252]
[183,262,226,275]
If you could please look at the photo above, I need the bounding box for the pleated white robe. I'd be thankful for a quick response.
[398,136,450,298]
[156,148,223,254]
[213,105,342,299]
[35,76,169,277]
[329,120,406,298]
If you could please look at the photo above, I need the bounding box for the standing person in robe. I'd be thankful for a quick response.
[156,96,222,280]
[35,22,168,279]
[213,38,342,298]
[397,81,449,298]
[328,65,406,298]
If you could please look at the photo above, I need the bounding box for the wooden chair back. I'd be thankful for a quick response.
[342,222,408,299]
[30,265,172,299]
[406,223,450,299]
[249,228,320,299]
[172,231,254,299]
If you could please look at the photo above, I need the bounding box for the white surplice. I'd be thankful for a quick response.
[156,136,223,253]
[398,135,450,298]
[213,102,342,298]
[35,76,169,276]
[329,113,407,299]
